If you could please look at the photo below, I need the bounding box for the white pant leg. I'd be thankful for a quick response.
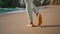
[33,4,39,14]
[25,0,38,22]
[50,0,53,5]
[31,0,39,14]
[25,0,33,22]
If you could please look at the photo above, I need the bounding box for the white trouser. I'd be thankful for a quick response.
[25,0,39,22]
[50,0,53,5]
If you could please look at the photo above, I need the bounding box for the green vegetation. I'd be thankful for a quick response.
[0,0,25,8]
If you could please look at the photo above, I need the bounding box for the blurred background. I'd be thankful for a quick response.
[0,0,60,8]
[0,0,60,14]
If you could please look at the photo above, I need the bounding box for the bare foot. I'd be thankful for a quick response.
[27,24,35,27]
[27,24,39,27]
[27,22,35,27]
[36,13,42,26]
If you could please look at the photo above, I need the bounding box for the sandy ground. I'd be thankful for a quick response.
[0,5,60,34]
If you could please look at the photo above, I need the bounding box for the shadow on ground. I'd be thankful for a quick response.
[40,25,60,27]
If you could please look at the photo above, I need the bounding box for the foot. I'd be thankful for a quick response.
[27,24,34,27]
[36,13,39,16]
[36,13,42,26]
[27,22,35,27]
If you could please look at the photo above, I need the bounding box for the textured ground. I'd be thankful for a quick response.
[0,5,60,34]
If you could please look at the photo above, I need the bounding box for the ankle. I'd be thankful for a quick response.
[29,21,33,24]
[36,13,39,16]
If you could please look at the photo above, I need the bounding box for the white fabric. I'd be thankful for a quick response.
[25,0,38,22]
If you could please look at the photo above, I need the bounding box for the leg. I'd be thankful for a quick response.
[50,0,53,5]
[27,9,34,27]
[33,4,42,26]
[25,0,34,27]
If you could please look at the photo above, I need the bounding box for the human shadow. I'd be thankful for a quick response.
[33,25,60,27]
[40,25,60,27]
